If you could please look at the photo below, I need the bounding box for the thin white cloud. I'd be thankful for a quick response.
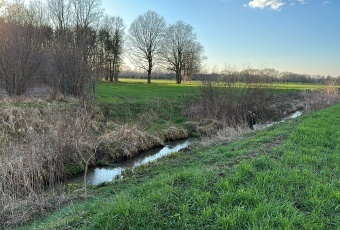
[245,0,329,10]
[245,0,285,10]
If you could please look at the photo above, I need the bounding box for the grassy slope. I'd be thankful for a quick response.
[25,104,340,229]
[95,80,200,136]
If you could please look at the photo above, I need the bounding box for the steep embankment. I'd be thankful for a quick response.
[25,104,340,229]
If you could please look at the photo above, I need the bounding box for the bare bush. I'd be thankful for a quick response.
[184,76,277,130]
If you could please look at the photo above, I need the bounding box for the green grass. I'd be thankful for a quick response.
[95,79,199,103]
[94,79,200,134]
[23,104,340,229]
[95,79,327,104]
[270,82,328,90]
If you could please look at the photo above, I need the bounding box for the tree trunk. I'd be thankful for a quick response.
[113,57,118,82]
[109,60,113,82]
[114,73,118,82]
[147,69,151,84]
[176,71,182,84]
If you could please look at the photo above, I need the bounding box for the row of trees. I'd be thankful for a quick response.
[195,67,338,84]
[0,0,205,97]
[127,11,205,84]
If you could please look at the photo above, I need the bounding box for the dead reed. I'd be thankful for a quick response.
[0,102,95,225]
[98,123,164,159]
[303,82,340,111]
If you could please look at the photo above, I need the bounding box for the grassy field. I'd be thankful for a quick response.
[94,80,201,136]
[23,103,340,229]
[95,79,327,103]
[96,79,200,103]
[94,79,328,124]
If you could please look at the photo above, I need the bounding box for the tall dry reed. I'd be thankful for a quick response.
[0,102,95,222]
[303,82,340,111]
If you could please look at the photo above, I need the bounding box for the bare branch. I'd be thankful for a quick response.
[126,11,166,83]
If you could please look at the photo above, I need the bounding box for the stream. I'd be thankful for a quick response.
[253,110,302,130]
[69,139,190,185]
[69,110,303,186]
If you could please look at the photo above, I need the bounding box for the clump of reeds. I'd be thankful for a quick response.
[0,102,95,225]
[303,82,340,111]
[199,122,252,146]
[163,126,188,141]
[99,123,164,159]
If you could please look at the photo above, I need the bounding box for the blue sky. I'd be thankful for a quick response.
[102,0,339,76]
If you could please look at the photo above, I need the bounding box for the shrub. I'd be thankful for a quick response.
[184,76,277,129]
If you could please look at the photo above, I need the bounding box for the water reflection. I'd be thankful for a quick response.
[69,139,190,185]
[253,110,302,130]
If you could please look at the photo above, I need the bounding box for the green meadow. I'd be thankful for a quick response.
[95,79,325,104]
[94,79,201,134]
[23,81,340,229]
[96,79,199,103]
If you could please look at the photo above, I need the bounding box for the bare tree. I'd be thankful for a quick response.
[71,0,102,30]
[0,2,49,96]
[182,41,205,82]
[46,0,102,97]
[127,11,166,84]
[161,21,205,84]
[47,0,74,96]
[100,15,125,82]
[70,0,102,98]
[47,0,71,32]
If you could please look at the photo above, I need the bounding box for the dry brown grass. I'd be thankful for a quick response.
[200,124,252,146]
[0,101,96,226]
[185,119,252,146]
[98,124,164,159]
[303,82,340,112]
[0,97,194,226]
[162,126,188,141]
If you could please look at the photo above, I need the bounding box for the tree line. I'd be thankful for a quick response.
[0,0,205,97]
[195,68,338,84]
